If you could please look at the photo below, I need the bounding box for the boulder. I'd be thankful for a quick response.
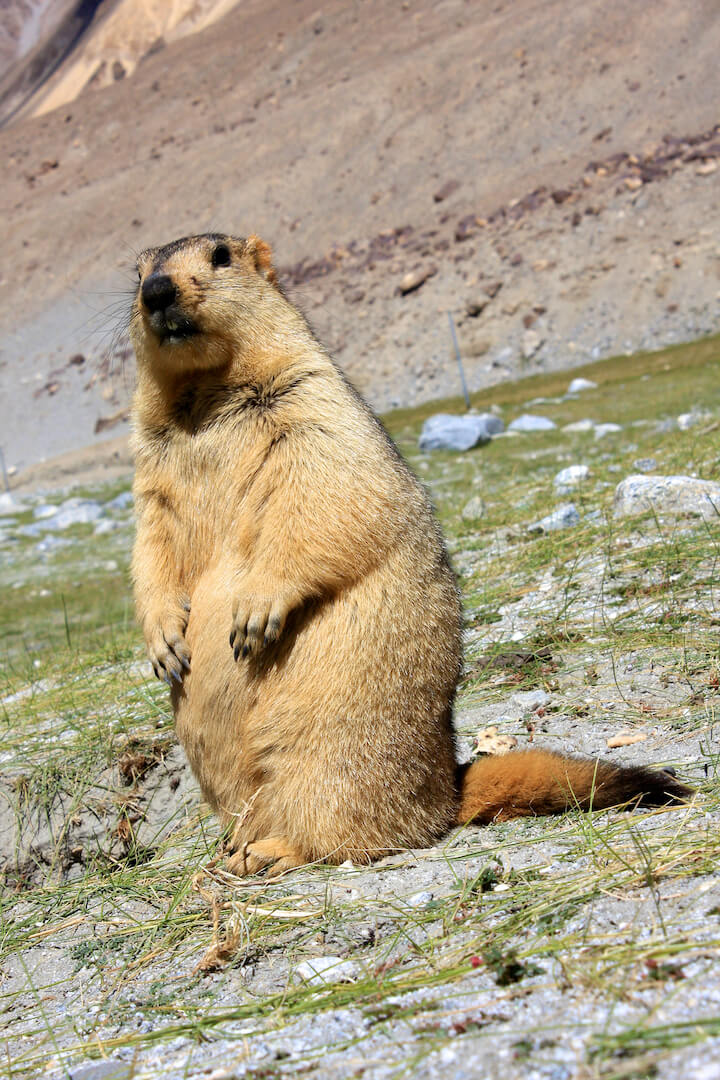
[614,475,720,520]
[419,413,503,452]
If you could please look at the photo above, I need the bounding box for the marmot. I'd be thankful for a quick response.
[130,232,692,876]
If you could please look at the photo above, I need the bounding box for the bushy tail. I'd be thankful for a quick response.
[456,749,693,825]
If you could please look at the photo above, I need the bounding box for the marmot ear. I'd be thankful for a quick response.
[245,235,278,287]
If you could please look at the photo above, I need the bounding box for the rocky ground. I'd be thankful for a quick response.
[0,0,719,474]
[2,337,720,1079]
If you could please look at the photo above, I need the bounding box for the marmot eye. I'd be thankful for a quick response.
[212,244,231,268]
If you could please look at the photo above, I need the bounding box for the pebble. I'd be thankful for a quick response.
[567,377,597,393]
[461,495,486,521]
[419,413,503,452]
[398,266,436,295]
[522,329,544,358]
[405,890,434,908]
[0,492,22,516]
[632,457,658,473]
[527,502,580,533]
[94,519,124,535]
[677,411,709,431]
[294,957,361,985]
[563,419,595,433]
[614,474,720,521]
[554,464,590,489]
[511,689,550,713]
[593,423,622,439]
[69,1061,131,1080]
[507,414,556,433]
[106,491,133,510]
[30,497,105,531]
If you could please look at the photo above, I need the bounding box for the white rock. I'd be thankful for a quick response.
[508,414,556,433]
[614,475,720,521]
[632,457,658,473]
[461,495,486,521]
[567,378,597,394]
[0,492,22,516]
[554,465,590,488]
[677,411,710,431]
[527,503,580,533]
[594,423,622,439]
[405,890,434,908]
[106,491,134,510]
[521,329,543,359]
[294,956,361,985]
[33,503,59,520]
[511,689,550,713]
[563,419,595,433]
[94,519,123,535]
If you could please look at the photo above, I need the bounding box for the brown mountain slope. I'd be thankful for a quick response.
[0,0,718,469]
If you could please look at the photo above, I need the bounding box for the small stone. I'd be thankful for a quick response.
[511,689,550,712]
[433,179,460,202]
[405,890,434,908]
[0,492,22,516]
[34,503,60,520]
[567,377,597,394]
[554,464,590,489]
[398,266,436,295]
[474,726,519,756]
[696,161,718,175]
[594,423,622,439]
[606,732,648,749]
[294,956,361,985]
[677,411,708,431]
[40,499,105,531]
[94,519,123,535]
[508,414,556,433]
[563,418,595,433]
[633,457,658,473]
[614,475,720,521]
[419,413,503,452]
[527,503,580,533]
[69,1061,131,1080]
[466,294,491,317]
[461,495,486,521]
[106,491,134,510]
[521,329,543,359]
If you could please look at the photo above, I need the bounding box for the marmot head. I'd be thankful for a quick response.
[131,232,279,371]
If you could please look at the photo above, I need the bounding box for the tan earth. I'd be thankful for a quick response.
[0,0,718,477]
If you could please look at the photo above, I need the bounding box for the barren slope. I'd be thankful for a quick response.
[0,0,718,470]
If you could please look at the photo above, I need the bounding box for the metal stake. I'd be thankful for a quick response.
[447,312,471,410]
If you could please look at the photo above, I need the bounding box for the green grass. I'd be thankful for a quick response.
[1,334,720,1078]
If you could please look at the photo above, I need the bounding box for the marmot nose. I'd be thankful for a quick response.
[142,273,177,313]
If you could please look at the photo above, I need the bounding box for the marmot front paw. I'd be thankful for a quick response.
[145,610,191,683]
[229,591,296,658]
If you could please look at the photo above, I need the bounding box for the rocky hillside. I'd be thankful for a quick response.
[0,0,718,473]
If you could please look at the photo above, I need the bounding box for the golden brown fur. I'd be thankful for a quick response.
[130,232,692,876]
